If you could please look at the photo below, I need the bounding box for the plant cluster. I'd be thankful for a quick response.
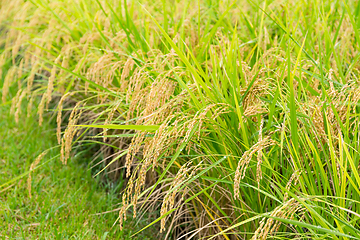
[1,0,360,239]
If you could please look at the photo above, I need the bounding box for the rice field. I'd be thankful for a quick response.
[1,0,360,239]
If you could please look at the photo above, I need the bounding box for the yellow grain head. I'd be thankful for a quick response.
[2,67,17,103]
[10,88,22,115]
[37,93,47,126]
[256,117,264,184]
[45,57,60,109]
[251,198,304,240]
[160,162,198,232]
[0,54,5,79]
[27,150,48,198]
[284,170,301,202]
[234,136,276,199]
[26,94,35,118]
[61,102,84,165]
[18,58,24,89]
[15,89,27,123]
[27,61,38,92]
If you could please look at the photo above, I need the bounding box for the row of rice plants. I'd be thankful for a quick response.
[1,0,360,239]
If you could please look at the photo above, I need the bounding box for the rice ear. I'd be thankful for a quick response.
[27,151,48,198]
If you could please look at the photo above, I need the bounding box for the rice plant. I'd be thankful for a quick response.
[1,0,360,239]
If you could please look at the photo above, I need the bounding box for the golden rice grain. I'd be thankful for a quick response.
[10,88,22,115]
[160,162,198,232]
[18,58,24,89]
[15,89,27,123]
[256,118,264,184]
[2,67,17,103]
[121,57,135,82]
[60,102,83,165]
[251,198,304,240]
[45,57,60,109]
[27,151,48,198]
[27,61,38,93]
[56,92,73,144]
[26,94,35,118]
[234,136,276,200]
[37,93,46,126]
[283,170,301,202]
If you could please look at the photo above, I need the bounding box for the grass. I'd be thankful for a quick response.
[1,0,360,239]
